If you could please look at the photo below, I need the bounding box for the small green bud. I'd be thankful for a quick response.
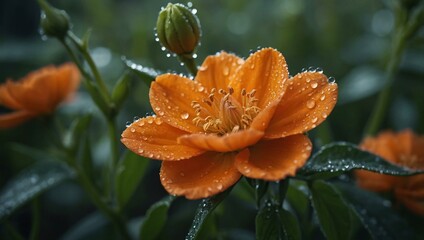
[156,3,201,56]
[112,72,131,109]
[38,0,70,39]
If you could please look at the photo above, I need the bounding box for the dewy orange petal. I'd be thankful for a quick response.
[230,48,288,109]
[265,71,338,139]
[121,116,205,161]
[160,152,241,199]
[195,52,244,91]
[0,82,22,110]
[150,74,206,133]
[178,128,264,153]
[234,134,312,181]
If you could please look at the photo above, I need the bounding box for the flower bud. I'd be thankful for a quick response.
[156,3,201,56]
[38,0,70,39]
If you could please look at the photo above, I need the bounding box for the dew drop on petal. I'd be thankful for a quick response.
[180,112,190,119]
[237,59,244,65]
[311,117,318,123]
[311,81,318,89]
[328,77,336,83]
[320,94,326,101]
[322,113,328,119]
[138,149,144,154]
[217,184,223,190]
[306,100,316,109]
[223,66,229,76]
[154,118,163,125]
[130,128,135,133]
[147,118,154,124]
[138,121,145,127]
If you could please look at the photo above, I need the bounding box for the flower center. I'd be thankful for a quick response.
[192,87,261,135]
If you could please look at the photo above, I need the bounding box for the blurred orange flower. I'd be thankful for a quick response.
[122,48,338,199]
[356,130,424,215]
[0,63,80,128]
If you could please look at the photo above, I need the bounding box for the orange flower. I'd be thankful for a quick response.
[0,63,80,128]
[122,48,338,199]
[356,130,424,215]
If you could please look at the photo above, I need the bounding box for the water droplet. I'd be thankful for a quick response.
[311,81,318,89]
[316,67,323,73]
[320,94,326,101]
[199,66,208,71]
[237,59,244,65]
[250,64,255,69]
[223,66,229,76]
[328,77,336,83]
[154,118,163,125]
[191,9,197,14]
[217,184,223,190]
[311,117,318,123]
[148,153,154,158]
[130,128,135,133]
[180,172,185,177]
[180,93,185,97]
[180,112,190,119]
[125,121,131,127]
[138,149,144,154]
[306,100,316,109]
[198,86,205,92]
[321,113,328,119]
[138,121,145,127]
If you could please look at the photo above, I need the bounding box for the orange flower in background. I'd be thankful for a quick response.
[122,48,338,199]
[0,63,80,128]
[356,130,424,215]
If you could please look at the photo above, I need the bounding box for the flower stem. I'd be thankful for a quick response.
[178,55,198,76]
[106,117,119,199]
[29,198,41,240]
[364,23,408,136]
[73,162,131,240]
[67,31,111,103]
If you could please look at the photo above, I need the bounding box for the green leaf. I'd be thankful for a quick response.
[0,161,74,221]
[335,182,416,240]
[115,151,149,209]
[123,58,161,84]
[286,180,309,218]
[64,114,93,152]
[280,209,301,240]
[139,195,175,240]
[111,71,131,109]
[310,180,354,240]
[186,188,232,240]
[256,200,283,240]
[300,142,423,179]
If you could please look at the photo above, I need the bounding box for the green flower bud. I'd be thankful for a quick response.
[156,3,201,56]
[38,0,70,39]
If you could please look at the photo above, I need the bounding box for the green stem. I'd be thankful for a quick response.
[73,162,131,240]
[278,179,289,207]
[315,121,333,145]
[67,31,111,103]
[29,198,41,240]
[106,117,119,200]
[4,222,25,240]
[178,55,198,76]
[364,29,407,136]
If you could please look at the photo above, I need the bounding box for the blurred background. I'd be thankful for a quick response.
[0,0,423,239]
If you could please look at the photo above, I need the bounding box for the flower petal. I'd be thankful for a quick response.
[0,111,36,129]
[0,81,23,110]
[234,134,312,181]
[150,74,206,133]
[178,128,264,153]
[395,188,424,216]
[160,152,241,199]
[355,170,398,192]
[195,52,244,91]
[54,63,80,105]
[265,72,338,139]
[121,116,204,161]
[230,48,288,109]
